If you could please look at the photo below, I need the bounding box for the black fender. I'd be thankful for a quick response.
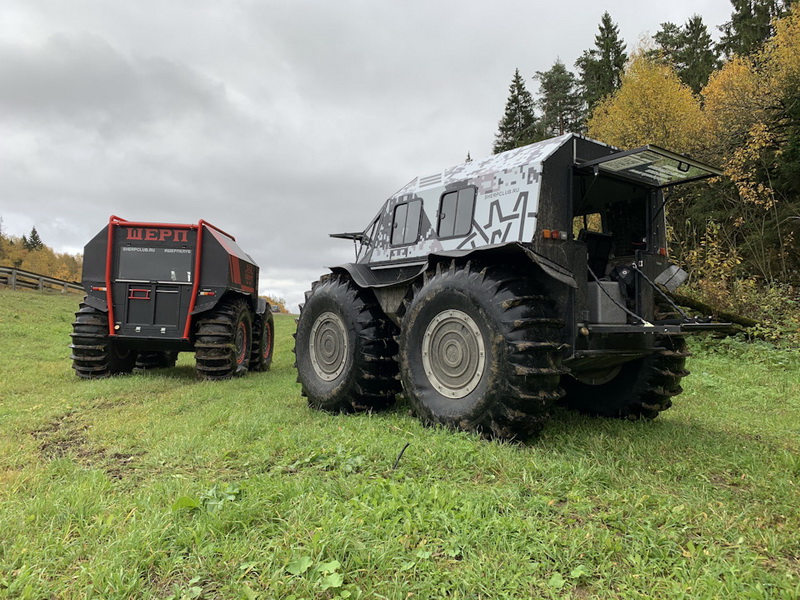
[256,297,268,316]
[190,290,257,316]
[83,290,108,312]
[330,242,577,291]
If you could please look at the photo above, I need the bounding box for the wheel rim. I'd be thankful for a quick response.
[112,345,133,361]
[235,321,248,365]
[309,311,348,382]
[573,365,622,386]
[422,309,485,399]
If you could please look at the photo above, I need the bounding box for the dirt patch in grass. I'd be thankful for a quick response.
[708,472,751,492]
[30,412,144,479]
[31,411,87,459]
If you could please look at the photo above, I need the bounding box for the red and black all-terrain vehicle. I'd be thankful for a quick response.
[71,216,274,379]
[295,134,732,440]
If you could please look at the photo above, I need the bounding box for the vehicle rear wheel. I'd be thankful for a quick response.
[561,336,690,419]
[398,261,565,440]
[135,350,178,370]
[70,302,136,378]
[294,273,400,412]
[250,310,275,372]
[194,298,253,379]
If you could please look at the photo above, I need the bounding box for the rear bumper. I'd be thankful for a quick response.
[585,321,736,335]
[566,321,735,372]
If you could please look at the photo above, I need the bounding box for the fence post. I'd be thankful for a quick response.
[11,269,16,290]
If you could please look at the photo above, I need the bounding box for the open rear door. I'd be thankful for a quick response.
[578,145,722,188]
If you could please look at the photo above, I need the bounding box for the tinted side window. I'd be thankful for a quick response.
[438,188,476,238]
[391,199,422,245]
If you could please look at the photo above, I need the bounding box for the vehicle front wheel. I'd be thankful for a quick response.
[194,298,253,379]
[398,261,565,440]
[250,310,275,372]
[294,274,400,412]
[70,302,136,378]
[135,350,179,370]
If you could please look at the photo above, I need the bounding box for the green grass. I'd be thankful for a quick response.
[1,287,798,599]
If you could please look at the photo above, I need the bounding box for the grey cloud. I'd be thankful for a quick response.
[0,33,229,136]
[0,0,735,312]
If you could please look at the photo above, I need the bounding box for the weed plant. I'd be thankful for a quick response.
[0,288,798,599]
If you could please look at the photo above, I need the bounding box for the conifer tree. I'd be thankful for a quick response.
[678,16,720,92]
[718,0,795,58]
[575,12,628,115]
[653,22,683,59]
[653,16,720,93]
[24,227,44,251]
[493,69,540,154]
[535,60,582,136]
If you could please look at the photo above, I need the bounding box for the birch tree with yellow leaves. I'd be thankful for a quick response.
[587,53,708,155]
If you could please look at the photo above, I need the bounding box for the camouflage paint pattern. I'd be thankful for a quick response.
[360,134,571,265]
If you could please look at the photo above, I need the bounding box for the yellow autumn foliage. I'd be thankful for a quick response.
[702,56,769,153]
[261,294,289,314]
[700,5,800,214]
[703,5,800,159]
[766,4,800,89]
[1,235,83,282]
[587,54,708,154]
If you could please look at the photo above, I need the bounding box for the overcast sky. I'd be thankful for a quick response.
[1,0,734,311]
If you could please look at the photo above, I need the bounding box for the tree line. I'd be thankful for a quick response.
[0,223,83,283]
[493,0,800,341]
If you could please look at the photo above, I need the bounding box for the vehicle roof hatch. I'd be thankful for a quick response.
[577,145,722,188]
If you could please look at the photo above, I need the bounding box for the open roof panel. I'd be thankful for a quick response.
[578,145,723,188]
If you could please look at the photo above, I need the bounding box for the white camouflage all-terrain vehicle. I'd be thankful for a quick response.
[294,134,728,440]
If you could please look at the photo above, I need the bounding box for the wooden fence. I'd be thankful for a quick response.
[0,266,84,294]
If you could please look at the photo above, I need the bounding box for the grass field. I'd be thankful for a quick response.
[0,287,798,599]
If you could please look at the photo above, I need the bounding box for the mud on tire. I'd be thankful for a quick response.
[194,298,253,380]
[398,260,566,441]
[294,273,401,412]
[561,335,690,419]
[250,310,275,372]
[70,302,136,378]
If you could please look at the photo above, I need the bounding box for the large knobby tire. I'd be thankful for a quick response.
[194,298,253,380]
[70,302,136,378]
[294,274,401,412]
[561,335,691,419]
[398,261,566,440]
[250,310,275,372]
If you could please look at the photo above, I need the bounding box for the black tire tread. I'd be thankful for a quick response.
[399,260,565,440]
[135,351,178,370]
[294,273,401,413]
[250,311,275,372]
[70,301,135,378]
[194,298,252,380]
[562,336,691,419]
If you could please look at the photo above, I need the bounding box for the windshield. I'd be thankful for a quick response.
[118,247,194,283]
[357,216,380,261]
